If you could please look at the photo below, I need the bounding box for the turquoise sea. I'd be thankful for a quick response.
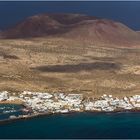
[0,104,140,139]
[0,104,24,120]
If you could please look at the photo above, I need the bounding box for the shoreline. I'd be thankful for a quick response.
[1,109,140,125]
[1,90,140,124]
[0,100,23,105]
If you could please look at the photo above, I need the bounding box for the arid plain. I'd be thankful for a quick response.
[0,37,140,98]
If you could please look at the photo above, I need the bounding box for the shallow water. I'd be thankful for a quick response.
[0,104,24,120]
[0,112,140,138]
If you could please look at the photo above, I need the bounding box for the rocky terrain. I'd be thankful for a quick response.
[0,13,140,98]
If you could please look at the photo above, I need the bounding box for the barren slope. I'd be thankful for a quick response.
[1,13,140,47]
[1,13,98,38]
[0,37,140,97]
[63,19,140,46]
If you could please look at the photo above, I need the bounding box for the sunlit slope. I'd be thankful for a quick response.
[0,37,140,97]
[1,13,140,47]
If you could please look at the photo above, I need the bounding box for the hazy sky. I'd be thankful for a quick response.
[0,1,140,30]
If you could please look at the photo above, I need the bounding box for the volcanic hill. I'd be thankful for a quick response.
[1,13,140,47]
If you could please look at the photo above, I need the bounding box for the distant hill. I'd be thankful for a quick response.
[0,30,2,38]
[62,19,140,46]
[1,13,98,38]
[1,13,140,47]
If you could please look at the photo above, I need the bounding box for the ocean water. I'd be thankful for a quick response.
[0,104,24,120]
[0,111,140,139]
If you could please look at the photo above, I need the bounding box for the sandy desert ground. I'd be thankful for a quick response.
[0,37,140,98]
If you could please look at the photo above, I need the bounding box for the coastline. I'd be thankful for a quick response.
[1,90,140,124]
[0,100,23,105]
[1,108,140,125]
